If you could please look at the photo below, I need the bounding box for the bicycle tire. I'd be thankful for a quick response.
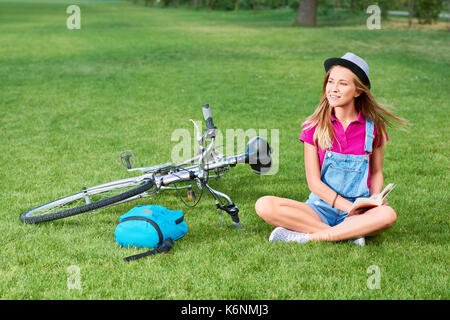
[20,179,155,224]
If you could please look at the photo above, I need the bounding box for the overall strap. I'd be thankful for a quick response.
[364,118,375,154]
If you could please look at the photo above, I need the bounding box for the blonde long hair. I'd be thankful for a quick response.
[303,67,407,150]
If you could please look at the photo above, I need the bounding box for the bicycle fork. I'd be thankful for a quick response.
[204,184,241,228]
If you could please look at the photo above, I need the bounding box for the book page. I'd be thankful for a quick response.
[376,183,395,203]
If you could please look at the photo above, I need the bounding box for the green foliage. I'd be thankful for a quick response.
[267,0,282,9]
[414,0,443,24]
[347,0,399,17]
[135,0,300,11]
[290,0,299,11]
[132,0,447,22]
[290,0,402,16]
[317,0,337,16]
[212,0,236,10]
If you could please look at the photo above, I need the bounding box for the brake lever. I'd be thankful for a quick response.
[189,119,203,146]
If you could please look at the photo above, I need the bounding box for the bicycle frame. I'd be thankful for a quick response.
[21,104,272,226]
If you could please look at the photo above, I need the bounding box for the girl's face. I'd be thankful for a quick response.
[326,66,361,109]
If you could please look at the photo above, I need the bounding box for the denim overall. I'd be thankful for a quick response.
[305,118,374,226]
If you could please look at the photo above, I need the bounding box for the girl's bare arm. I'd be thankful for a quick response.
[369,146,384,196]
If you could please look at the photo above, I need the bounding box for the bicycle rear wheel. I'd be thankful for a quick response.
[20,178,155,224]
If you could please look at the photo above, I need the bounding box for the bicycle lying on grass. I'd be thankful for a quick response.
[20,104,272,227]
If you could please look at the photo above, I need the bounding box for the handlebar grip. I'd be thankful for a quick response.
[230,213,241,229]
[230,212,240,223]
[222,203,241,228]
[202,104,217,130]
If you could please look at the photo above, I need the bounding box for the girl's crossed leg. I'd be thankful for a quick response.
[255,196,397,242]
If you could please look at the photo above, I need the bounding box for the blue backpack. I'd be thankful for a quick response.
[115,205,188,261]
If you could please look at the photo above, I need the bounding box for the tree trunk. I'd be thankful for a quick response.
[295,0,318,27]
[408,0,414,28]
[234,0,239,11]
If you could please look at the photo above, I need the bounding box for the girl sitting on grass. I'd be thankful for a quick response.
[255,52,406,246]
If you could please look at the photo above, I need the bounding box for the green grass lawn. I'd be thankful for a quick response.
[0,0,449,299]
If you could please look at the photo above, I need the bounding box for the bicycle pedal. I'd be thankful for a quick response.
[119,150,135,169]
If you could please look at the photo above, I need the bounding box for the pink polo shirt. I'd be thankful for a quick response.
[299,112,388,188]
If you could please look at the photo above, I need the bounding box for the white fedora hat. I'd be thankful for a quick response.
[324,52,371,89]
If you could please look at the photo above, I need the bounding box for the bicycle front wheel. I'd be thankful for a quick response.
[20,178,155,224]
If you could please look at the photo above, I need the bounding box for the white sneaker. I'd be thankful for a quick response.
[352,237,365,246]
[269,227,310,244]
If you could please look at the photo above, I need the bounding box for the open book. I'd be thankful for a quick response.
[350,183,395,212]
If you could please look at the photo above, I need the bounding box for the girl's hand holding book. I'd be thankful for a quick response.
[370,193,388,206]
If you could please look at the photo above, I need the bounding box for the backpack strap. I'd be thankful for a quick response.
[175,215,184,224]
[121,216,164,246]
[123,238,173,262]
[120,216,169,262]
